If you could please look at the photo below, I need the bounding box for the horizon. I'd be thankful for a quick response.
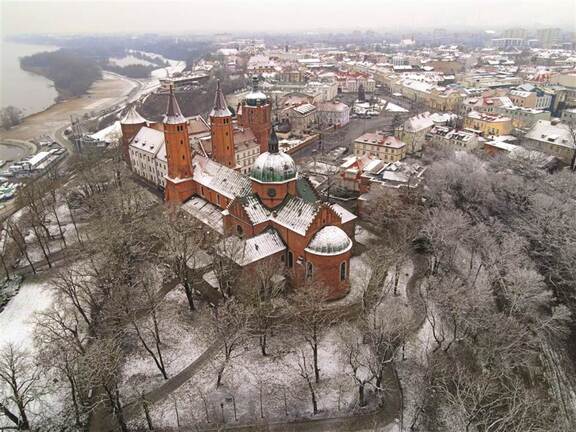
[1,0,574,37]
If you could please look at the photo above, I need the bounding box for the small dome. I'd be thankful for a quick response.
[245,90,268,107]
[250,151,297,183]
[245,77,268,107]
[306,226,352,256]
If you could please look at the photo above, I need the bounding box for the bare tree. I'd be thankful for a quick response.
[207,299,248,387]
[0,344,41,430]
[238,258,285,356]
[290,283,335,384]
[295,349,319,415]
[158,209,213,312]
[339,324,373,407]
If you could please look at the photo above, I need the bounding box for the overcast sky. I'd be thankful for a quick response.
[1,0,574,36]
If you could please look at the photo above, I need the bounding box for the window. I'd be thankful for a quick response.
[287,251,293,268]
[306,262,313,279]
[340,261,347,281]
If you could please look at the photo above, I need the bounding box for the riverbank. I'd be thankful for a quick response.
[0,139,38,162]
[0,71,138,144]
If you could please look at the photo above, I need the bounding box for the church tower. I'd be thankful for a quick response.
[210,80,236,169]
[164,86,195,204]
[120,105,147,167]
[250,128,298,208]
[237,77,272,153]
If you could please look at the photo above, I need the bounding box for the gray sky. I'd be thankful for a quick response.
[1,0,574,36]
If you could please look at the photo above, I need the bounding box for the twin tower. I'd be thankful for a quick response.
[121,78,272,205]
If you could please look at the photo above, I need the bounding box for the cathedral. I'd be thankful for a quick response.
[120,81,357,299]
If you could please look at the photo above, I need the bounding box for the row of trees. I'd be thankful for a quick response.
[366,149,575,431]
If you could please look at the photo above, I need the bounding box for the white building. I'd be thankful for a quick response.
[128,127,166,188]
[316,101,350,128]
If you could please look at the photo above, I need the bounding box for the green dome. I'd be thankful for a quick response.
[250,151,297,183]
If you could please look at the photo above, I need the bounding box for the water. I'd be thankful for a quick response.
[0,41,59,116]
[0,143,28,162]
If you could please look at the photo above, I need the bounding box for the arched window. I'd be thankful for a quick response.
[340,261,347,281]
[287,251,293,268]
[306,262,313,279]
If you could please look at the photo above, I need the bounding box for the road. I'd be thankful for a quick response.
[293,106,414,161]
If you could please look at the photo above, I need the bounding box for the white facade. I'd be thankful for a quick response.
[128,127,166,188]
[316,102,350,128]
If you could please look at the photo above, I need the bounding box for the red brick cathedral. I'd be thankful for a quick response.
[123,84,357,299]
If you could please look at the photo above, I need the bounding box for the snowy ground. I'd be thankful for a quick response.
[385,102,409,113]
[0,276,54,351]
[119,288,212,396]
[129,325,361,429]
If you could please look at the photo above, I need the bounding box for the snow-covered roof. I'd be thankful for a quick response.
[305,226,352,256]
[293,103,317,115]
[181,196,224,234]
[121,105,147,125]
[192,155,252,199]
[218,229,286,266]
[330,203,357,224]
[129,127,165,155]
[405,112,435,132]
[273,196,320,236]
[250,151,297,184]
[525,120,574,148]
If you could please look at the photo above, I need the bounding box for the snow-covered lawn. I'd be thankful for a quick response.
[119,288,212,395]
[0,276,54,351]
[130,326,360,429]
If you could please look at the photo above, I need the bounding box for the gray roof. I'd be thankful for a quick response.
[210,80,232,118]
[217,229,286,266]
[192,155,252,200]
[305,226,352,256]
[164,87,186,124]
[250,150,297,183]
[121,105,147,125]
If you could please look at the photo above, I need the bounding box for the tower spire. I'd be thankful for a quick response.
[164,85,185,124]
[268,127,279,154]
[211,80,232,117]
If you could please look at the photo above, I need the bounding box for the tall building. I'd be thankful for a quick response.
[537,28,561,48]
[209,80,236,169]
[164,86,195,204]
[237,77,272,153]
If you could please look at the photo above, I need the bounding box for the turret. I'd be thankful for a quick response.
[237,77,272,153]
[163,86,195,204]
[210,80,236,169]
[120,105,147,166]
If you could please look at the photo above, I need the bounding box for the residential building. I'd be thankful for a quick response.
[524,119,575,163]
[316,101,350,128]
[395,112,436,154]
[464,111,513,136]
[427,126,480,151]
[354,132,407,162]
[287,103,317,131]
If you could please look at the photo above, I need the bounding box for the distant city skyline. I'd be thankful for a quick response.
[1,0,574,37]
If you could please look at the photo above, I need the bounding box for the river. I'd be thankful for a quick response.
[0,41,59,116]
